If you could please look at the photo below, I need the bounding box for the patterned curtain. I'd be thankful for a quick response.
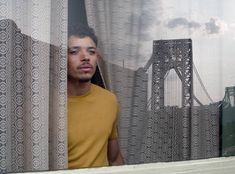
[0,0,67,173]
[85,0,235,164]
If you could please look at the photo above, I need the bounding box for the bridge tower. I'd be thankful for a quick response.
[151,39,193,109]
[223,86,235,107]
[151,39,193,160]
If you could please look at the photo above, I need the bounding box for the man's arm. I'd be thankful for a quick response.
[108,138,125,166]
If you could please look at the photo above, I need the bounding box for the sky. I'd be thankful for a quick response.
[101,0,235,104]
[159,0,235,103]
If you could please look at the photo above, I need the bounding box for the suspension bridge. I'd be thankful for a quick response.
[107,39,234,164]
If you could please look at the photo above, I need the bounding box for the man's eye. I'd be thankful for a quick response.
[68,49,79,55]
[88,49,96,55]
[69,51,76,55]
[89,50,96,54]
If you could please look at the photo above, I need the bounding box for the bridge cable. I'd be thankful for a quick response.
[193,62,213,103]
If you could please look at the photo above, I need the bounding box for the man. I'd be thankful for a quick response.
[67,25,124,169]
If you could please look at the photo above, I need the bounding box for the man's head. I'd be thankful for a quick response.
[67,25,98,83]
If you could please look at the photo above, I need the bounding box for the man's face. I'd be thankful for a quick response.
[68,36,97,83]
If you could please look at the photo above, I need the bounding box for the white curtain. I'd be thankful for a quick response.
[0,0,67,173]
[85,0,235,164]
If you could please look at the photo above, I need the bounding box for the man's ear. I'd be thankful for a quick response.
[96,49,101,59]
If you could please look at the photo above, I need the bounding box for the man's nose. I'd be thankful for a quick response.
[80,49,89,61]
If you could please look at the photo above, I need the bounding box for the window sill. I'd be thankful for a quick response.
[19,157,235,174]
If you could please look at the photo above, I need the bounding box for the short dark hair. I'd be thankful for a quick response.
[68,24,98,46]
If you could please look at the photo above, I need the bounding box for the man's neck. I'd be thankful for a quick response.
[67,79,92,96]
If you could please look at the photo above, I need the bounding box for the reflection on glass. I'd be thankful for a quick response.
[85,0,235,165]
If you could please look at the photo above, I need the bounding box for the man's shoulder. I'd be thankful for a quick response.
[91,84,117,99]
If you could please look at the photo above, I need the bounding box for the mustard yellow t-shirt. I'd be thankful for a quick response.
[68,84,118,169]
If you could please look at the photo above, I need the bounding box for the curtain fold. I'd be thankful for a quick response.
[85,0,234,164]
[0,0,67,173]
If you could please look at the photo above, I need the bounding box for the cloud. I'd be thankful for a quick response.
[166,17,228,36]
[205,18,228,34]
[167,17,201,29]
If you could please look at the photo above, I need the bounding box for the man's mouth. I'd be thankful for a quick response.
[78,65,93,72]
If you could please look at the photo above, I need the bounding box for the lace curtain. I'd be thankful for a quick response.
[0,0,67,173]
[85,0,235,164]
